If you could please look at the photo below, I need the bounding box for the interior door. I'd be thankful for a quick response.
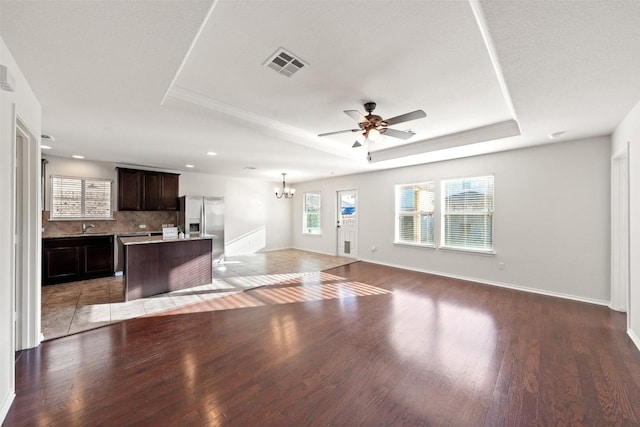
[337,189,358,259]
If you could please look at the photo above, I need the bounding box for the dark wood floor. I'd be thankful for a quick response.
[5,262,640,426]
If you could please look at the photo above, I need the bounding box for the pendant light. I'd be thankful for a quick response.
[274,173,295,199]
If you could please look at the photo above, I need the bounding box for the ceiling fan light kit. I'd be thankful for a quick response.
[318,101,426,147]
[367,128,381,141]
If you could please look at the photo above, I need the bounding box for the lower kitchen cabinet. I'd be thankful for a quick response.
[43,235,114,285]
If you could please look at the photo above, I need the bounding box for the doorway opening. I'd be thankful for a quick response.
[611,146,630,323]
[14,119,41,351]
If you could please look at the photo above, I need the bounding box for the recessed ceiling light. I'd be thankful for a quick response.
[206,151,217,156]
[41,134,55,142]
[41,145,52,150]
[548,131,567,139]
[72,155,84,159]
[185,164,195,168]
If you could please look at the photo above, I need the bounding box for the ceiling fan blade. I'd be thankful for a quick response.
[318,128,361,137]
[381,128,416,140]
[384,110,426,126]
[344,110,368,124]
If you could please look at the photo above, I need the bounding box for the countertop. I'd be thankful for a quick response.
[43,231,163,239]
[119,235,213,246]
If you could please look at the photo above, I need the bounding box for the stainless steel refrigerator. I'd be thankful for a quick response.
[178,196,225,261]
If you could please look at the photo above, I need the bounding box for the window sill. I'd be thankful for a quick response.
[49,217,115,221]
[302,233,322,237]
[394,241,435,249]
[439,246,495,256]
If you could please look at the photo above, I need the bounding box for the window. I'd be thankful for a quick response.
[395,182,435,246]
[303,192,321,234]
[51,176,113,220]
[441,175,494,252]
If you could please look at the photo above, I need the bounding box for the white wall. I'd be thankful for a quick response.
[613,99,640,349]
[293,136,611,304]
[43,157,292,255]
[180,171,291,254]
[0,36,42,422]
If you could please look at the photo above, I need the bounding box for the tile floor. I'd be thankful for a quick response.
[41,249,356,340]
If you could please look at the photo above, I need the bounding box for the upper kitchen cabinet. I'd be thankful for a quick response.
[117,168,143,210]
[117,167,180,211]
[142,172,161,210]
[159,173,179,210]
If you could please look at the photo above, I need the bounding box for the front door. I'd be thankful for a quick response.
[337,189,358,259]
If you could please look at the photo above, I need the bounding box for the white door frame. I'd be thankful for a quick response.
[14,119,42,350]
[336,189,358,259]
[611,144,630,318]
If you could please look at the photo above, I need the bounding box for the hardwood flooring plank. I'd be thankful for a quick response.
[5,261,640,426]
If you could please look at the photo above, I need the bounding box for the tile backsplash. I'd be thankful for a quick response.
[42,210,178,238]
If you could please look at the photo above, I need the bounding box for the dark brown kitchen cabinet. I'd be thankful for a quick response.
[159,173,179,210]
[116,167,179,211]
[143,172,161,210]
[43,235,114,285]
[117,168,142,210]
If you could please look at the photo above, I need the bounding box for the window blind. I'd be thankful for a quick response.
[441,175,494,251]
[395,182,435,246]
[51,176,112,219]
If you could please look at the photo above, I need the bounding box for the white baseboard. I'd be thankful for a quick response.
[608,303,627,313]
[258,246,292,253]
[358,257,610,307]
[289,248,345,258]
[628,328,640,352]
[0,389,15,424]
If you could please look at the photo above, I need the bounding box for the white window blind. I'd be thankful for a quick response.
[441,175,494,251]
[51,176,113,219]
[303,192,321,234]
[395,182,435,246]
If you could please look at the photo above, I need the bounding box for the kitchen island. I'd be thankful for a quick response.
[120,235,213,301]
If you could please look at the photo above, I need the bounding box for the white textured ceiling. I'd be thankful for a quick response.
[2,0,640,183]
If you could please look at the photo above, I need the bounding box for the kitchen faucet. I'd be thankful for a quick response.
[82,223,96,234]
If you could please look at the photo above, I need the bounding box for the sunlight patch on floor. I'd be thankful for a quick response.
[147,272,391,316]
[41,249,358,340]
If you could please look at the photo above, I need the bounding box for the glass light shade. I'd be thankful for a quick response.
[368,128,381,141]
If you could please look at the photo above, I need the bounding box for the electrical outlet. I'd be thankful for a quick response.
[498,262,505,270]
[139,224,147,229]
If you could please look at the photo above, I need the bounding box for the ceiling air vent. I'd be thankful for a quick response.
[264,48,307,77]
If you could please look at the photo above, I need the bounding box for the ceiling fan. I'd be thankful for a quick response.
[318,102,426,147]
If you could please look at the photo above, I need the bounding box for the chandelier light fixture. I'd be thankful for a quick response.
[274,172,295,199]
